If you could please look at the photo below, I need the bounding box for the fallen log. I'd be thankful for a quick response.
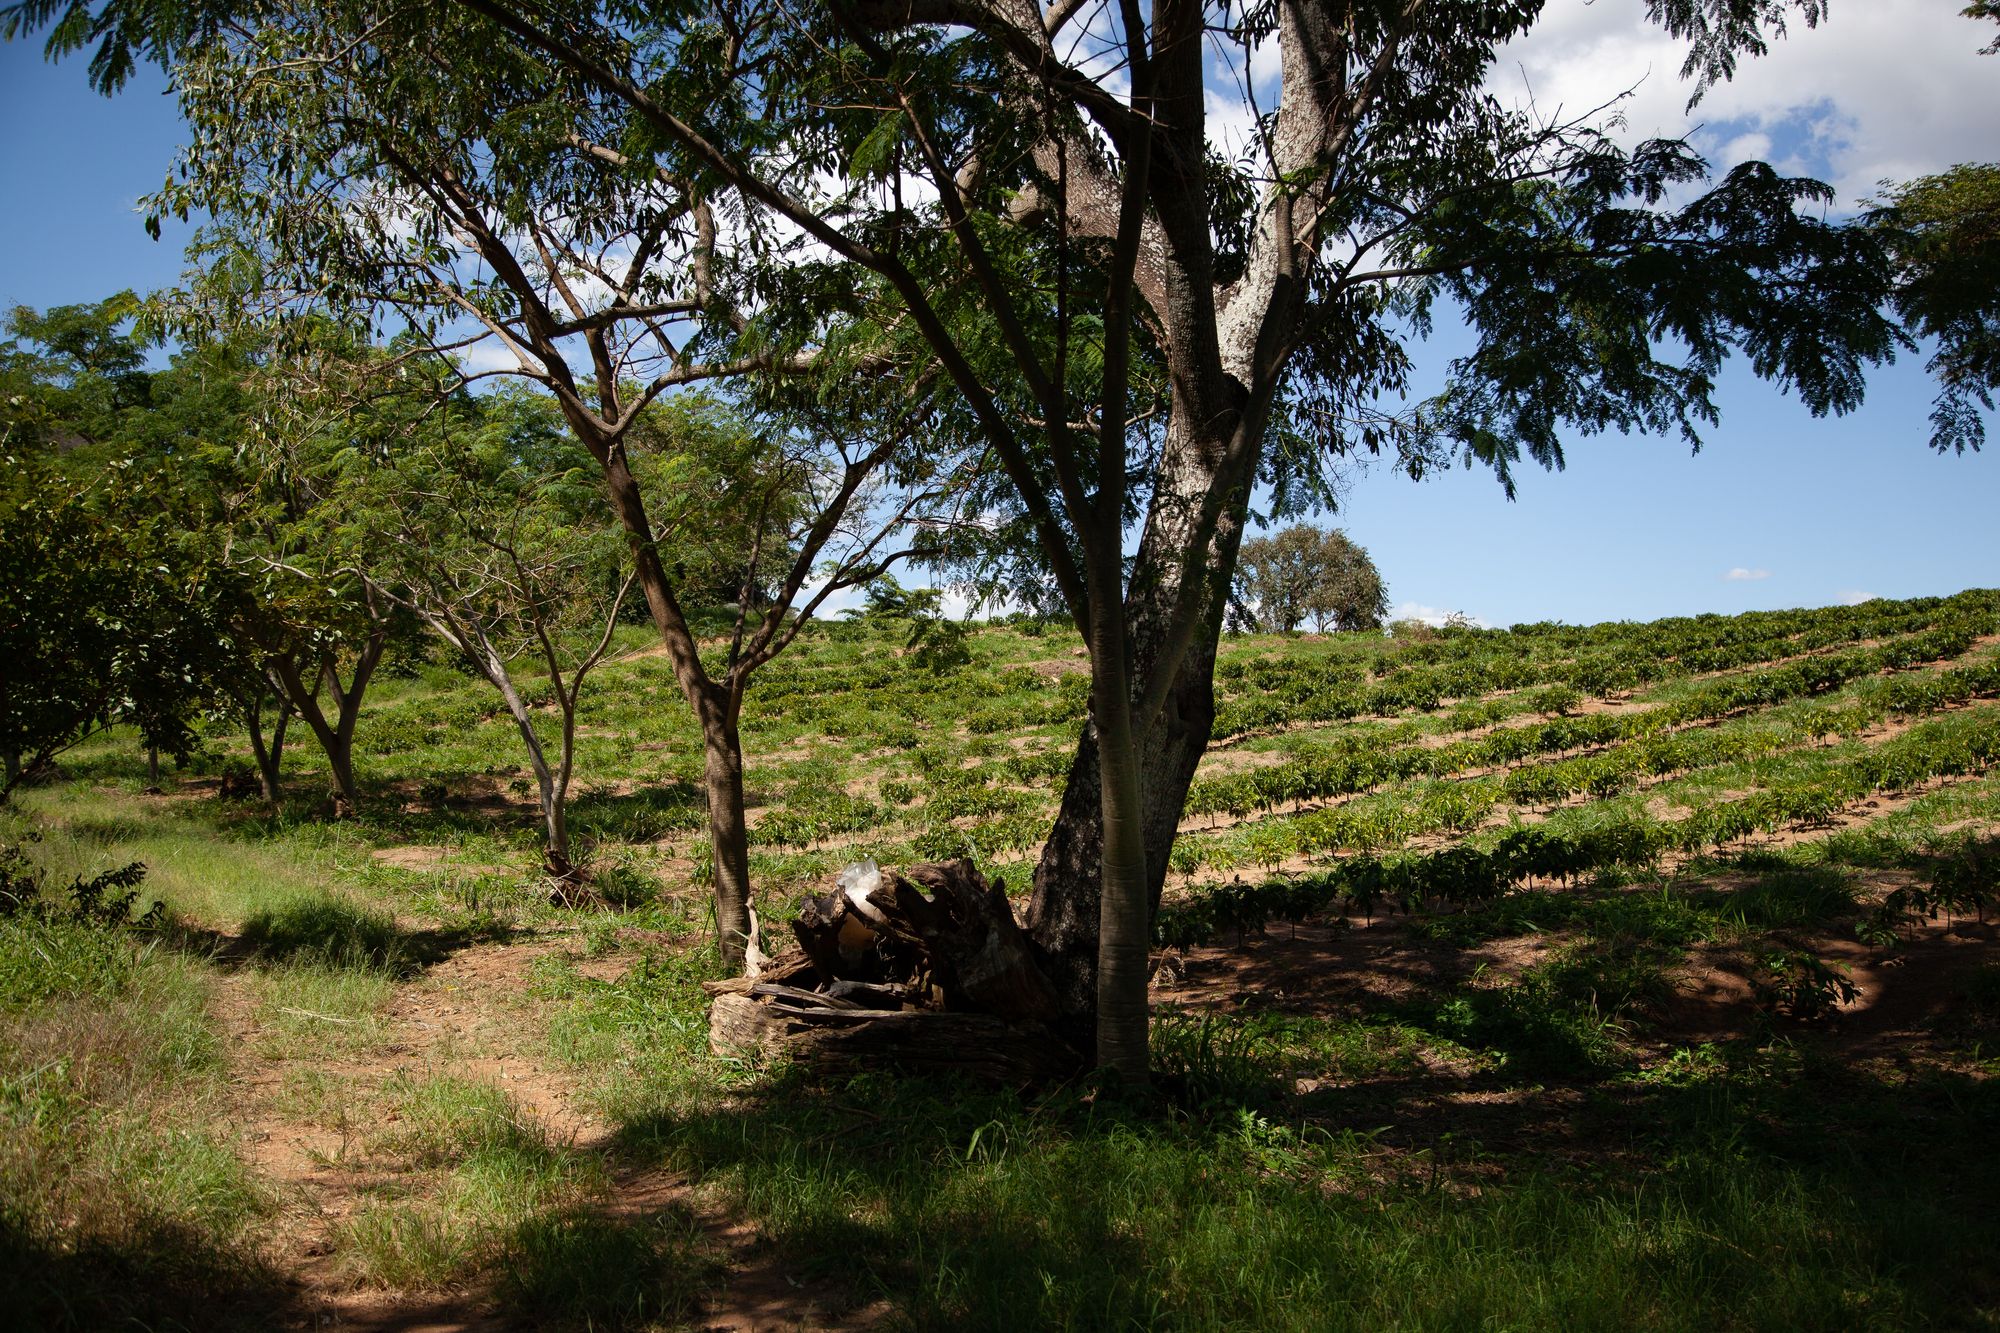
[706,858,1081,1082]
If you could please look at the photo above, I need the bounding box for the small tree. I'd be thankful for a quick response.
[362,384,636,886]
[1237,525,1389,634]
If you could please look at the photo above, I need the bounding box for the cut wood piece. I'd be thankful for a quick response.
[868,859,1061,1024]
[703,949,817,997]
[708,859,1080,1084]
[792,884,928,987]
[749,982,864,1010]
[708,992,1078,1083]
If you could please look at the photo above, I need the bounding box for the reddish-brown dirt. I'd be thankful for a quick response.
[210,932,883,1332]
[1151,877,1999,1067]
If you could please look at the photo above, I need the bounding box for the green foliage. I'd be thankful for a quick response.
[1754,948,1861,1021]
[1872,162,2000,451]
[0,458,251,793]
[1235,525,1391,634]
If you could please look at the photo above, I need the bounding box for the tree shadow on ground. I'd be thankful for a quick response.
[598,1011,2000,1331]
[165,892,517,978]
[0,1213,304,1333]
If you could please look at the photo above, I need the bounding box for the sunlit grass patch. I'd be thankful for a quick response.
[248,962,395,1060]
[5,785,359,929]
[0,909,273,1328]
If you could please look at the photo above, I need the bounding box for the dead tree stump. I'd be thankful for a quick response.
[704,858,1080,1082]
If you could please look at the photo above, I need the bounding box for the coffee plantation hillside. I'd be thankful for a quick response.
[4,588,1998,1329]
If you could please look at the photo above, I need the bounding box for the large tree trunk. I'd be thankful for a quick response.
[1028,414,1252,1041]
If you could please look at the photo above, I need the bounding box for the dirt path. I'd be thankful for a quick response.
[209,932,883,1331]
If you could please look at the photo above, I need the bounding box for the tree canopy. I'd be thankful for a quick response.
[1237,526,1390,635]
[10,0,1993,1076]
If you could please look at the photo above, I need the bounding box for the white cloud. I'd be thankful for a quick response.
[453,339,530,376]
[1837,588,1878,606]
[1391,601,1491,629]
[1490,1,2000,204]
[1722,567,1772,581]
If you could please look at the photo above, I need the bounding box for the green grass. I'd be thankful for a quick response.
[0,909,277,1330]
[600,1058,1997,1331]
[336,1072,611,1293]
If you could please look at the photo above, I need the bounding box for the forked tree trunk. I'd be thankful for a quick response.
[273,633,386,818]
[1028,417,1252,1043]
[242,685,292,810]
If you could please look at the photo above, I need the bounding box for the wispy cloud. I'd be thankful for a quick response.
[1837,589,1878,606]
[1722,567,1772,582]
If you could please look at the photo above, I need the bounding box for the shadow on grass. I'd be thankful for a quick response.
[593,1040,2000,1331]
[0,1213,301,1333]
[168,892,516,977]
[491,1199,719,1330]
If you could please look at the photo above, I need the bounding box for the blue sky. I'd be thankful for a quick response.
[2,11,1994,629]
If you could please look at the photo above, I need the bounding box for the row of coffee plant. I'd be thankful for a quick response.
[1156,707,2000,946]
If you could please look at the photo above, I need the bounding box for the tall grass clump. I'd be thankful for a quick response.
[0,844,274,1328]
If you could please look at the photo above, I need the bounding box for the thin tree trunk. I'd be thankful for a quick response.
[700,693,753,967]
[267,704,290,805]
[242,687,291,810]
[491,668,568,877]
[145,744,160,789]
[589,440,755,963]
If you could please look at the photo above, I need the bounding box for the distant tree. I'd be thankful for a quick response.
[1305,533,1392,634]
[1,299,256,797]
[0,462,247,799]
[1237,526,1389,634]
[851,574,973,672]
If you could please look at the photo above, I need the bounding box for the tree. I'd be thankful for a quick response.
[39,4,974,962]
[0,461,248,799]
[1873,163,2000,453]
[359,384,653,885]
[1,298,255,797]
[1237,525,1389,634]
[1305,533,1390,634]
[16,0,1953,1076]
